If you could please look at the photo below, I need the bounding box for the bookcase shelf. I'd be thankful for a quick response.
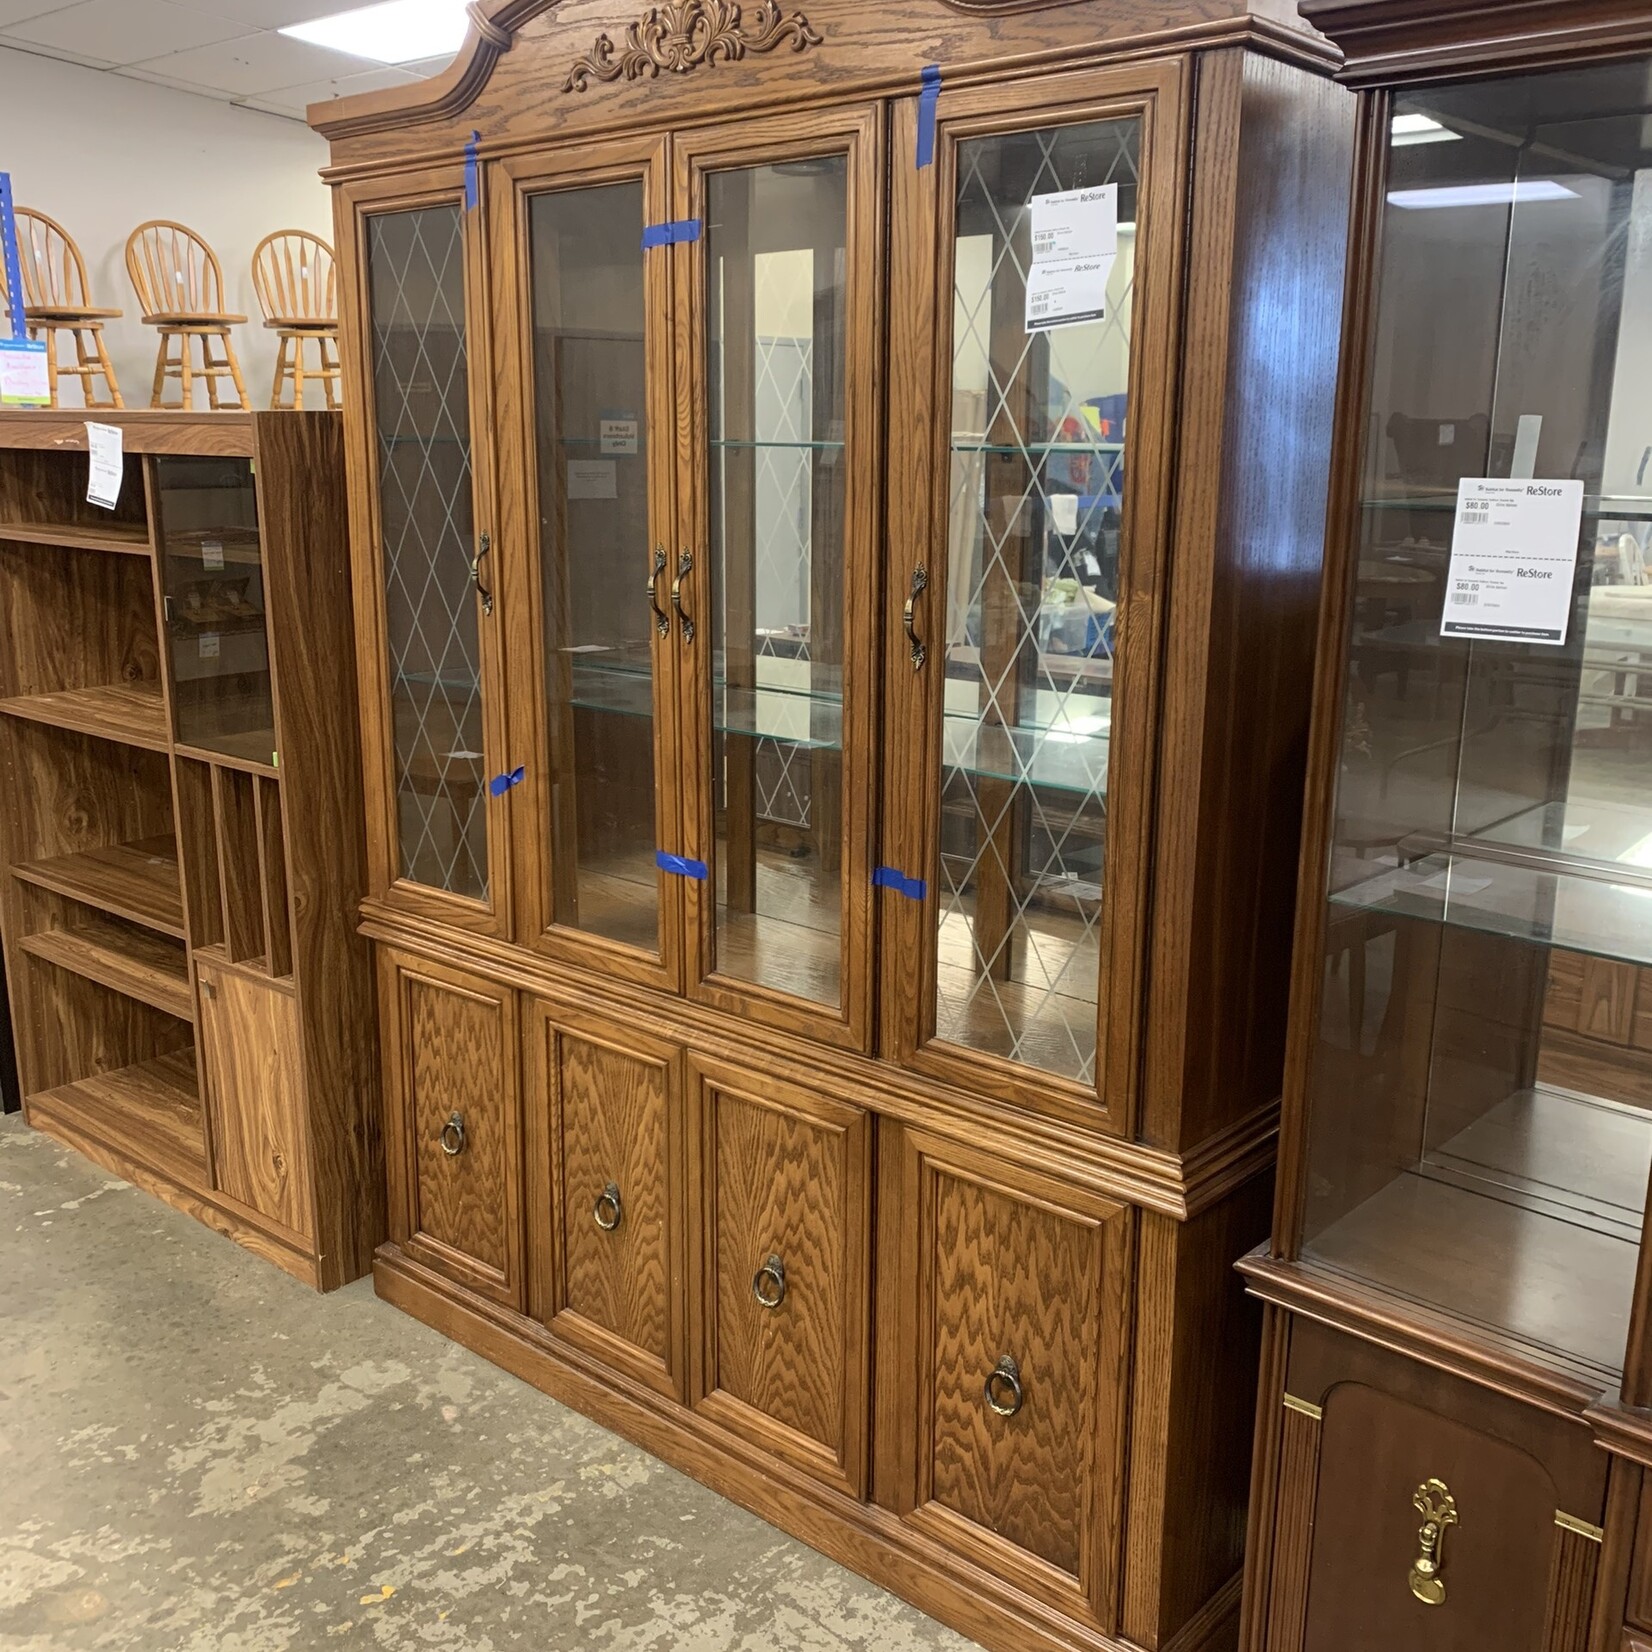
[0,681,169,751]
[18,918,192,1020]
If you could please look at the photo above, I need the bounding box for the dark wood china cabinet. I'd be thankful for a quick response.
[1239,6,1652,1652]
[313,2,1353,1648]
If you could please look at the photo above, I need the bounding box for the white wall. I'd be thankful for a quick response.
[0,48,332,409]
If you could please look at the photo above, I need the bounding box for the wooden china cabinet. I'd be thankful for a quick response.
[313,3,1352,1649]
[1238,6,1652,1652]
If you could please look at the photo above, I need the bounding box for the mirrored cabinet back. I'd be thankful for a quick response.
[1239,6,1652,1652]
[312,3,1355,1649]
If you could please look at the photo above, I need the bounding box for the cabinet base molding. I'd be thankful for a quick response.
[374,1245,1241,1652]
[26,1097,321,1289]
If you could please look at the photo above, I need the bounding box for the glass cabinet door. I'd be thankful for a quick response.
[154,455,274,768]
[884,69,1179,1123]
[1298,59,1652,1384]
[350,177,506,927]
[492,139,681,989]
[673,110,882,1049]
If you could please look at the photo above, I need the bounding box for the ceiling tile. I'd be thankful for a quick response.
[169,0,351,25]
[0,34,113,66]
[0,2,81,24]
[248,61,418,112]
[127,27,364,92]
[5,0,254,65]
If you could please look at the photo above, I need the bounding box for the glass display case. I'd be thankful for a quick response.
[154,454,274,767]
[1300,56,1652,1381]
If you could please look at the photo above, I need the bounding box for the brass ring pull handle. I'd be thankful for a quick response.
[593,1181,623,1232]
[439,1112,467,1157]
[752,1254,786,1310]
[1408,1478,1458,1607]
[647,547,671,638]
[904,564,928,670]
[469,532,494,617]
[672,550,695,643]
[984,1355,1024,1417]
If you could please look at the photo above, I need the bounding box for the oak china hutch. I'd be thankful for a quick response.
[1238,5,1652,1652]
[313,3,1352,1648]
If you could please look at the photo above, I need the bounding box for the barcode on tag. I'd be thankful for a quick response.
[1451,581,1482,605]
[1462,506,1490,526]
[1029,293,1054,318]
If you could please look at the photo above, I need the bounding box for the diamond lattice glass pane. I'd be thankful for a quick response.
[705,161,848,1008]
[368,205,487,902]
[530,181,660,954]
[932,118,1140,1085]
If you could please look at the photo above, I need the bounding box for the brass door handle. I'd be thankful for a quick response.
[440,1112,466,1157]
[904,564,928,670]
[593,1181,623,1232]
[470,532,494,616]
[672,550,695,643]
[984,1354,1023,1417]
[752,1254,786,1309]
[1408,1478,1458,1606]
[647,547,670,638]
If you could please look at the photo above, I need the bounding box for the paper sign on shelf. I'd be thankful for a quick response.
[1050,493,1080,534]
[1026,255,1113,334]
[600,416,639,456]
[201,539,225,571]
[0,339,48,406]
[85,421,123,509]
[1440,478,1585,646]
[1030,184,1118,264]
[199,632,220,660]
[567,458,617,500]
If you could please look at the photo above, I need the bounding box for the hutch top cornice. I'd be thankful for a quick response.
[1299,0,1652,83]
[310,0,1337,166]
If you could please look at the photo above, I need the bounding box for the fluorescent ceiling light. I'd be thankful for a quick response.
[1391,112,1462,147]
[281,0,469,65]
[1388,180,1580,210]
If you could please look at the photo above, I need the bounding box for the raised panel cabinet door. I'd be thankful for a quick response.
[886,1129,1130,1628]
[382,950,522,1306]
[198,961,312,1239]
[339,169,511,935]
[690,1056,871,1495]
[526,1000,683,1400]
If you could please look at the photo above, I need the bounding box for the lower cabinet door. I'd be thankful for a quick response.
[526,999,684,1400]
[878,1125,1131,1628]
[689,1054,872,1496]
[199,959,313,1239]
[380,949,522,1307]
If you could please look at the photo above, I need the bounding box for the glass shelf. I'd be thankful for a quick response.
[953,441,1126,455]
[708,438,845,452]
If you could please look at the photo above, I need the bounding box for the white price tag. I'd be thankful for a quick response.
[1029,185,1118,264]
[199,632,220,660]
[567,459,617,500]
[85,421,124,509]
[201,539,225,571]
[1026,256,1113,334]
[1441,479,1585,646]
[600,416,639,456]
[0,338,48,406]
[1050,494,1080,534]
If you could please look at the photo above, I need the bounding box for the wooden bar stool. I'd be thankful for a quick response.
[7,208,123,408]
[125,221,250,410]
[252,230,340,410]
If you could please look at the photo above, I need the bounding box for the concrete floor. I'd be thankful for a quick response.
[0,1114,976,1652]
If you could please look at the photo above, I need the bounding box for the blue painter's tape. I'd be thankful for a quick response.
[642,219,702,250]
[488,764,525,798]
[464,131,481,210]
[0,174,26,339]
[656,850,709,881]
[874,866,927,901]
[916,64,942,169]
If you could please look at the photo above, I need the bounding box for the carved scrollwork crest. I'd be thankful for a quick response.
[563,0,822,93]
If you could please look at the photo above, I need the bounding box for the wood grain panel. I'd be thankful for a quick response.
[382,952,522,1305]
[691,1056,870,1495]
[528,1000,683,1400]
[1262,1403,1320,1652]
[1541,1523,1600,1652]
[198,960,314,1239]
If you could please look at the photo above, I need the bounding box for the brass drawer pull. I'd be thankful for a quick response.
[647,546,670,638]
[1409,1478,1458,1606]
[984,1355,1023,1417]
[440,1112,466,1157]
[752,1254,786,1309]
[593,1181,623,1232]
[672,549,695,643]
[904,564,928,670]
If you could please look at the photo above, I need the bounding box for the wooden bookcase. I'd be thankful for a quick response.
[0,411,381,1289]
